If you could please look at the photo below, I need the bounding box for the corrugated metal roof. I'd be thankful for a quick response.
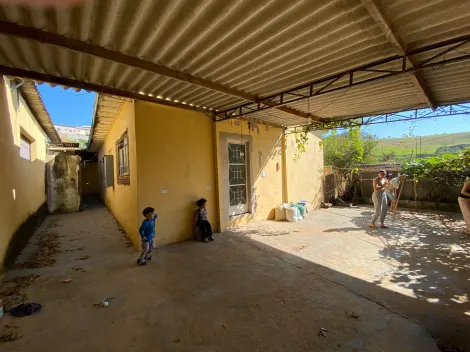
[17,79,61,143]
[0,0,468,131]
[88,94,128,152]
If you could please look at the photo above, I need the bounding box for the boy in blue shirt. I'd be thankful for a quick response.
[137,207,158,266]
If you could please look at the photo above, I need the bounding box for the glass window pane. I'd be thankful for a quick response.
[20,135,31,160]
[229,185,247,206]
[229,164,246,186]
[228,144,245,164]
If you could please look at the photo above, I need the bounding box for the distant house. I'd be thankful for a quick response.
[88,95,324,248]
[0,76,61,269]
[55,124,90,147]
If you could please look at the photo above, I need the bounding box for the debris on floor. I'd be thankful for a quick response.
[16,230,62,269]
[437,340,465,352]
[345,310,360,319]
[45,220,60,229]
[0,274,41,309]
[69,238,82,242]
[78,255,92,260]
[336,197,356,207]
[62,278,72,283]
[336,197,349,206]
[72,267,86,272]
[65,247,84,253]
[0,325,20,343]
[317,327,328,338]
[321,202,332,208]
[93,297,113,308]
[9,302,42,317]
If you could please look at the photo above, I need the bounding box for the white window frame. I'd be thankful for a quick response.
[118,137,129,176]
[228,142,249,216]
[20,134,32,160]
[116,131,130,185]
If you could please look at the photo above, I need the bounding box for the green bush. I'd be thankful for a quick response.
[400,148,469,187]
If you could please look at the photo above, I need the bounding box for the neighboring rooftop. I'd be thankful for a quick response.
[55,124,91,129]
[16,80,61,143]
[47,142,80,151]
[88,94,129,152]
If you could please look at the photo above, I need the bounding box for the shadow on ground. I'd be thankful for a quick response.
[0,202,468,351]
[298,206,469,350]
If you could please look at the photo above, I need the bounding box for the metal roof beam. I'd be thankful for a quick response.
[0,65,211,114]
[310,103,470,131]
[0,21,318,122]
[360,0,436,110]
[215,43,470,120]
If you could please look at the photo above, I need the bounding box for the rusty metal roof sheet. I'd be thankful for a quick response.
[17,80,61,143]
[0,0,468,131]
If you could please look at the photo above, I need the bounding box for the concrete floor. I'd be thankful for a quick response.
[0,201,467,351]
[226,206,470,350]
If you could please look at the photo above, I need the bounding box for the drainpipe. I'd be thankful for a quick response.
[281,129,289,203]
[212,119,221,232]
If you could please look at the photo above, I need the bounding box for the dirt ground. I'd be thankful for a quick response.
[0,200,467,351]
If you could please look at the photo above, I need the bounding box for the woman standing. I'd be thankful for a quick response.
[370,170,390,229]
[458,176,470,235]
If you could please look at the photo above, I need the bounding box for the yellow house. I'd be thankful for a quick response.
[0,76,61,269]
[89,95,323,247]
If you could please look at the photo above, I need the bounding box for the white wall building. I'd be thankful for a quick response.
[55,125,90,141]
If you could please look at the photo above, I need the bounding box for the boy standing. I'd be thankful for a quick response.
[137,207,158,266]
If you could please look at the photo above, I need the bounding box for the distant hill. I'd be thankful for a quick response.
[371,132,470,163]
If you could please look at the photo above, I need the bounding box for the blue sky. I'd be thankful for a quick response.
[38,85,470,137]
[364,113,470,138]
[38,84,95,127]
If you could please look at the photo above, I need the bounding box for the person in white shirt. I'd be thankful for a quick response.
[390,174,404,213]
[384,173,395,202]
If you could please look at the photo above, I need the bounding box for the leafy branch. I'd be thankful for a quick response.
[400,148,470,203]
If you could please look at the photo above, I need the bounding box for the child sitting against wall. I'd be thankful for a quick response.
[137,207,158,266]
[194,198,214,243]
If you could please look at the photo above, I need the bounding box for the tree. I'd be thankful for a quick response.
[321,126,378,172]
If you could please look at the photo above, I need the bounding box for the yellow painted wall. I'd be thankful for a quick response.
[97,101,140,246]
[95,99,323,249]
[285,131,324,208]
[0,77,49,267]
[134,102,216,246]
[215,120,284,230]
